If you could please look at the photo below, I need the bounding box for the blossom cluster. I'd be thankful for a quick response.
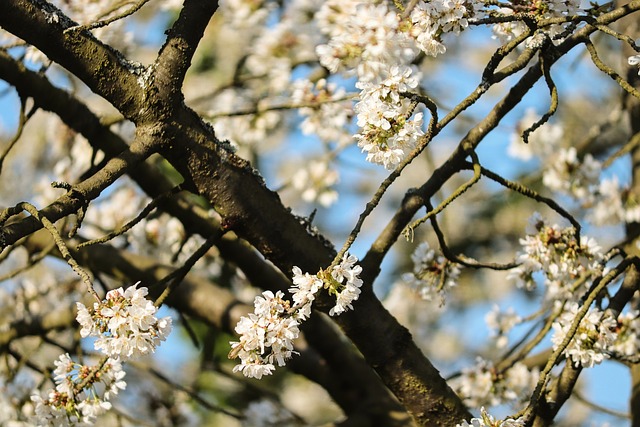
[551,302,618,368]
[32,284,172,425]
[491,0,580,48]
[452,358,539,408]
[508,213,604,300]
[611,310,640,358]
[485,305,522,349]
[402,241,462,305]
[316,0,476,169]
[456,407,525,427]
[230,254,362,378]
[76,284,172,360]
[31,355,126,426]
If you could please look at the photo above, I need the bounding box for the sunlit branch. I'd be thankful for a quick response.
[0,237,55,283]
[132,362,244,419]
[603,130,640,169]
[153,233,222,307]
[404,150,481,239]
[585,39,640,101]
[0,202,100,301]
[203,93,356,119]
[477,164,581,241]
[428,201,518,270]
[522,257,636,423]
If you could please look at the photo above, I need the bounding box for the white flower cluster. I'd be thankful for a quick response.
[230,290,301,379]
[291,159,340,207]
[611,310,640,358]
[402,242,461,305]
[542,147,601,201]
[456,407,525,427]
[492,0,580,47]
[452,358,539,408]
[75,284,172,360]
[507,108,564,161]
[508,111,640,227]
[355,65,425,169]
[508,213,604,300]
[25,282,172,425]
[408,0,475,56]
[31,354,126,426]
[230,254,363,378]
[315,0,475,169]
[291,78,354,146]
[551,302,617,368]
[485,305,522,349]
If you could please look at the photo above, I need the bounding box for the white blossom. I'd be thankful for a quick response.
[291,159,340,207]
[551,302,617,368]
[542,147,601,202]
[485,305,522,349]
[328,253,363,316]
[452,358,538,408]
[31,354,126,426]
[230,291,301,378]
[75,283,172,360]
[456,407,525,427]
[508,213,603,300]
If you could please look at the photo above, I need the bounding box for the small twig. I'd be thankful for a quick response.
[0,238,56,282]
[203,93,356,120]
[573,388,631,419]
[0,202,100,302]
[403,150,481,239]
[603,130,640,169]
[0,97,37,175]
[585,39,640,101]
[522,50,559,143]
[477,165,581,243]
[64,0,152,33]
[153,233,221,307]
[428,201,518,270]
[140,364,243,418]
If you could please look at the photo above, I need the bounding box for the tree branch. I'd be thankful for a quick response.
[0,0,145,120]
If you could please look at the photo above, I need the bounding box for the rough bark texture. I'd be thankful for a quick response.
[1,0,640,425]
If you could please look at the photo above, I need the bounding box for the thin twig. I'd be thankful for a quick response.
[77,186,182,248]
[585,39,640,101]
[153,233,221,307]
[522,50,559,143]
[403,150,481,239]
[0,202,100,302]
[331,92,438,268]
[64,0,152,33]
[522,257,635,423]
[477,165,581,243]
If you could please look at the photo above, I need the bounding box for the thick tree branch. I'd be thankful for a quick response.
[154,0,218,103]
[0,127,160,246]
[0,0,145,120]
